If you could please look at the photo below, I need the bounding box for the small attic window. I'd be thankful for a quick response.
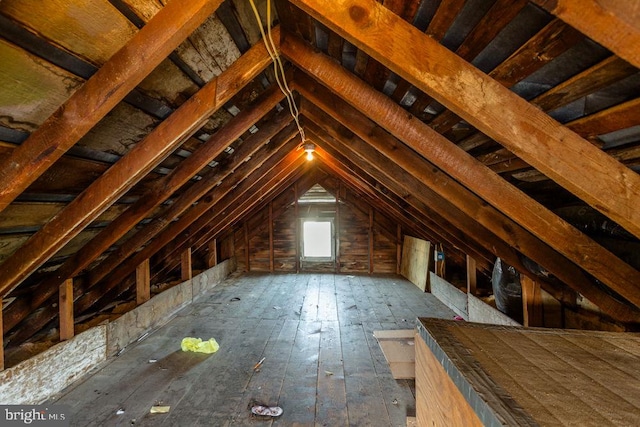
[298,184,336,204]
[302,220,333,260]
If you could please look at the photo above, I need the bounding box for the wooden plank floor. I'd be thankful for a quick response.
[53,273,455,426]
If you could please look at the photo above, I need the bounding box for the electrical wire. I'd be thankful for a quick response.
[248,0,306,143]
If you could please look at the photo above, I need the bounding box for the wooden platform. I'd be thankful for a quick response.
[416,318,640,426]
[51,273,455,426]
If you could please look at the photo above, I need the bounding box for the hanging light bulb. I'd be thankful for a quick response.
[304,142,315,161]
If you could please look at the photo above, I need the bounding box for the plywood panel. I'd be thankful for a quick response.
[400,235,430,291]
[415,333,483,427]
[373,329,415,379]
[418,318,640,426]
[468,294,521,326]
[430,273,468,319]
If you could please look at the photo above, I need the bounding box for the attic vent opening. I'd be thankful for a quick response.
[297,184,336,204]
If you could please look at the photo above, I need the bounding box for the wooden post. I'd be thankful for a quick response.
[181,247,192,281]
[136,258,150,305]
[207,239,218,268]
[294,184,300,273]
[59,278,75,341]
[335,184,341,273]
[396,224,402,275]
[269,202,274,272]
[0,304,4,371]
[369,207,374,274]
[244,221,250,272]
[466,255,477,296]
[522,275,544,327]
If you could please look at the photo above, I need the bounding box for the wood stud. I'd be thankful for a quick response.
[59,278,74,341]
[136,259,150,306]
[181,247,192,281]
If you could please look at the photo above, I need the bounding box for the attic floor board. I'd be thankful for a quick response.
[52,272,455,426]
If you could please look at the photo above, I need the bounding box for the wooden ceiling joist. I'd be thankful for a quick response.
[0,0,224,212]
[0,29,277,300]
[290,0,640,242]
[281,30,640,316]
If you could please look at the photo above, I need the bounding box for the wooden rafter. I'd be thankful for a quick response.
[281,32,640,318]
[290,0,640,242]
[304,106,585,308]
[38,86,285,301]
[310,131,495,273]
[79,141,305,316]
[532,0,640,69]
[0,0,224,212]
[87,150,308,314]
[0,29,277,300]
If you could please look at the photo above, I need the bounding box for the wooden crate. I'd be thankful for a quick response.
[415,318,640,426]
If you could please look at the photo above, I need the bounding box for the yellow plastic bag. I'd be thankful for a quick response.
[181,337,220,354]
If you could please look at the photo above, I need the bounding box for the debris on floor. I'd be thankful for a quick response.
[150,406,170,414]
[180,337,220,354]
[116,408,125,415]
[250,405,283,417]
[253,357,265,371]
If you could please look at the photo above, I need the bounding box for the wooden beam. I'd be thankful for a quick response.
[522,276,544,328]
[207,239,218,268]
[181,248,192,281]
[0,0,224,212]
[283,33,640,318]
[47,85,285,293]
[335,184,341,273]
[151,165,316,285]
[369,206,374,274]
[179,154,308,260]
[0,30,278,299]
[289,0,640,241]
[294,183,300,273]
[0,305,3,370]
[86,116,295,291]
[532,0,640,69]
[466,255,477,296]
[59,278,74,341]
[310,130,500,276]
[136,259,150,305]
[396,225,402,275]
[299,81,624,313]
[269,202,275,272]
[80,141,303,312]
[129,156,311,294]
[3,120,296,339]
